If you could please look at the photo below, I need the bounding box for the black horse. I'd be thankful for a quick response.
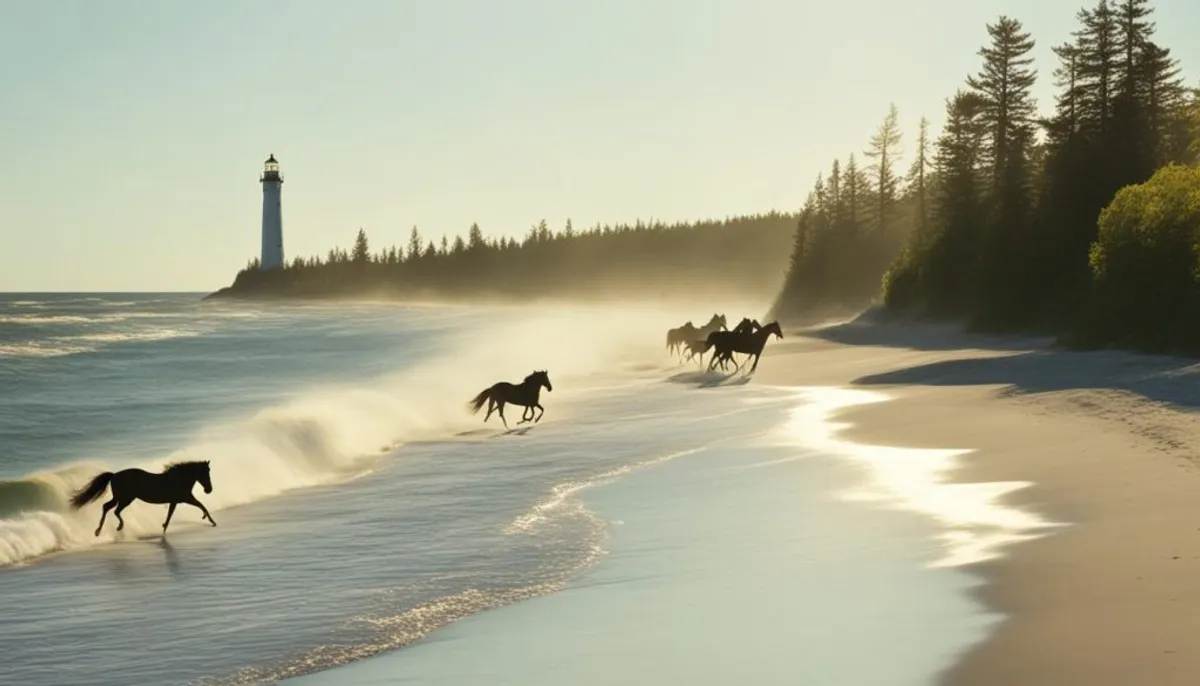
[706,321,783,374]
[688,317,760,370]
[467,370,553,429]
[70,460,216,537]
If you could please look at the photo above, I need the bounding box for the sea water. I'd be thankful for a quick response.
[0,294,1048,685]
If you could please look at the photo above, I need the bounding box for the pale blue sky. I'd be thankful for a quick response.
[1,1,1197,291]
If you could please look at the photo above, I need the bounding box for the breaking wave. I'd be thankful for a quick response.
[0,305,676,568]
[0,328,202,358]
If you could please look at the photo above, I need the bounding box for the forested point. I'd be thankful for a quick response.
[211,214,798,304]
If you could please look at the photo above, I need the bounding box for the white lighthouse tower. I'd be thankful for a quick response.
[260,154,284,270]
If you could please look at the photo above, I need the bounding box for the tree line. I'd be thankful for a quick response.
[219,214,798,303]
[774,0,1200,353]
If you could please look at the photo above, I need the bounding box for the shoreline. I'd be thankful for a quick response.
[757,318,1200,685]
[286,382,1005,686]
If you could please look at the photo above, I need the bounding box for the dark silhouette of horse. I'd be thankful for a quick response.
[706,321,783,374]
[467,370,553,429]
[70,460,216,537]
[666,314,726,359]
[686,317,760,369]
[707,318,762,370]
[666,321,696,356]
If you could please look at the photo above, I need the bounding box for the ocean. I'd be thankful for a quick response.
[0,294,1042,685]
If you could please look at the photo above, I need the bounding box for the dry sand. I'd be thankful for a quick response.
[754,314,1200,686]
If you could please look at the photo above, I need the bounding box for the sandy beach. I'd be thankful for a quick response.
[756,314,1200,686]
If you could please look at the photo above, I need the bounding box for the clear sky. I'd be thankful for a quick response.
[1,0,1197,292]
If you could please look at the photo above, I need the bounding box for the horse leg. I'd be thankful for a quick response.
[94,498,117,537]
[185,495,216,526]
[534,403,545,423]
[483,398,496,423]
[114,498,133,532]
[497,402,509,429]
[162,502,178,534]
[749,352,762,374]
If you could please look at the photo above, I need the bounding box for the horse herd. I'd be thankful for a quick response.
[69,313,782,540]
[665,313,784,374]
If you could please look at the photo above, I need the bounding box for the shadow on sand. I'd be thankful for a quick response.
[667,370,754,389]
[800,306,1055,353]
[492,426,534,438]
[812,310,1200,413]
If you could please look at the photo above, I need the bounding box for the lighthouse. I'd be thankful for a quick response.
[260,154,284,270]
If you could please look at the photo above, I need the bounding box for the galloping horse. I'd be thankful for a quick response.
[684,317,759,369]
[468,369,553,429]
[666,314,726,359]
[70,460,216,536]
[706,321,783,374]
[666,321,696,356]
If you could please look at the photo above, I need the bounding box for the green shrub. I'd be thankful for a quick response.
[1087,164,1200,350]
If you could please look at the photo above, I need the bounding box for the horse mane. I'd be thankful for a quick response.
[523,370,546,383]
[163,460,210,476]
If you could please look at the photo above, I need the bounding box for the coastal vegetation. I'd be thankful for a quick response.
[776,0,1200,352]
[216,1,1200,354]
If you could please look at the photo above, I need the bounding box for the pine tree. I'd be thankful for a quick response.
[1139,41,1189,165]
[930,90,989,313]
[843,154,868,227]
[827,159,842,218]
[1075,1,1120,135]
[906,116,933,241]
[467,223,486,251]
[1047,42,1084,144]
[865,103,903,232]
[811,173,827,219]
[966,16,1038,188]
[352,228,370,263]
[408,226,423,261]
[1115,0,1154,95]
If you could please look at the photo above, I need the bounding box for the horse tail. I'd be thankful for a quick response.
[70,472,114,509]
[467,387,492,414]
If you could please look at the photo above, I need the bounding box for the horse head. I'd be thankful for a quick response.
[166,460,213,494]
[711,313,728,330]
[529,369,553,392]
[762,321,784,340]
[197,461,213,494]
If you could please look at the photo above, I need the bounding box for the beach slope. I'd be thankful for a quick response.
[756,314,1200,686]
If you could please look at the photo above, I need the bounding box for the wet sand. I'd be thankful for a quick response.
[758,314,1200,686]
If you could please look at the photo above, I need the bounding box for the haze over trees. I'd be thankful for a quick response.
[220,214,798,304]
[219,1,1200,354]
